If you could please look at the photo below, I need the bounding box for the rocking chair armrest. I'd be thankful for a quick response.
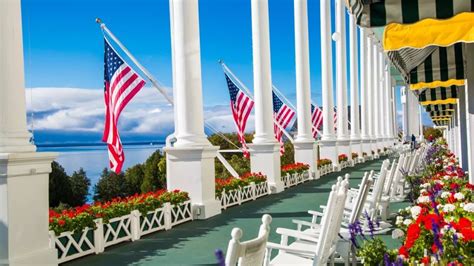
[275,228,320,243]
[308,210,324,217]
[291,219,320,230]
[266,242,316,256]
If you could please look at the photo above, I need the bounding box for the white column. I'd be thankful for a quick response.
[392,86,398,140]
[377,48,384,149]
[383,59,391,146]
[372,41,381,154]
[457,88,468,169]
[333,0,350,163]
[166,0,221,219]
[464,43,474,184]
[248,0,283,192]
[0,0,57,264]
[367,34,375,157]
[360,28,371,157]
[293,0,318,178]
[319,0,339,167]
[349,15,362,159]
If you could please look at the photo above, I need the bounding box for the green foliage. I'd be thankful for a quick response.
[141,150,167,192]
[49,161,73,207]
[49,162,90,208]
[423,127,443,140]
[93,168,129,202]
[68,168,91,207]
[124,164,145,195]
[356,238,393,265]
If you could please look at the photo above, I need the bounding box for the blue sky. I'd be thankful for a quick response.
[21,0,418,144]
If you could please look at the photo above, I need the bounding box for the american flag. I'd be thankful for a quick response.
[225,74,254,158]
[102,39,146,173]
[272,92,296,155]
[311,104,323,138]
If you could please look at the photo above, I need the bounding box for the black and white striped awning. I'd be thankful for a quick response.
[388,43,465,90]
[346,0,474,28]
[424,103,456,112]
[417,86,458,105]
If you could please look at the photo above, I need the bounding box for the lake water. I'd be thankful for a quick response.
[38,144,164,201]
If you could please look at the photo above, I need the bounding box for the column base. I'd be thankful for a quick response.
[350,138,362,162]
[0,247,58,266]
[165,145,222,219]
[294,141,319,179]
[319,139,339,170]
[0,152,58,266]
[248,143,284,193]
[361,138,372,160]
[337,139,352,165]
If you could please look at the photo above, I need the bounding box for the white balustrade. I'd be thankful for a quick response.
[49,201,193,263]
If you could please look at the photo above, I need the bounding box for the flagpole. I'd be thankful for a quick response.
[96,18,241,151]
[220,61,294,143]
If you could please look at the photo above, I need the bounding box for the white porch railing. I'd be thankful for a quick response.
[49,200,192,264]
[282,170,310,188]
[339,160,352,170]
[218,181,269,210]
[319,164,334,176]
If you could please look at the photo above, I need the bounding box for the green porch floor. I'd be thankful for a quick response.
[65,158,408,266]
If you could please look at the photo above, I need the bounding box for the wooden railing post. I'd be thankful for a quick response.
[130,210,141,241]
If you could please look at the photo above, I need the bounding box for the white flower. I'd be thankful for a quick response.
[395,216,404,225]
[420,189,427,194]
[435,180,444,185]
[454,192,464,200]
[444,176,451,180]
[441,192,451,199]
[442,204,455,213]
[420,183,431,188]
[463,202,474,213]
[392,229,405,239]
[403,219,412,225]
[417,196,430,204]
[410,206,422,219]
[457,233,464,239]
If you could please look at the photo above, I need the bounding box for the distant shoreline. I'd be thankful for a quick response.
[36,141,165,148]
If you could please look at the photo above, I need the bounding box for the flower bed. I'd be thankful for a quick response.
[216,172,268,210]
[354,139,474,265]
[352,152,359,160]
[49,190,192,263]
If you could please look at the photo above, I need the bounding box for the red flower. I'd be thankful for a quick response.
[398,246,409,257]
[58,220,66,227]
[422,256,430,264]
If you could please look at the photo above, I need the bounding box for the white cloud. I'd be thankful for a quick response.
[25,87,253,135]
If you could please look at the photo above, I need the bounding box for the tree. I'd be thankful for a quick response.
[49,161,72,207]
[141,150,167,192]
[69,168,90,206]
[93,168,128,202]
[280,141,295,165]
[125,164,145,195]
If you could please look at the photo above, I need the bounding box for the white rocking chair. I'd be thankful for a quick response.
[225,214,272,266]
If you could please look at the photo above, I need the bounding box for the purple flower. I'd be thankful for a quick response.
[215,249,225,266]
